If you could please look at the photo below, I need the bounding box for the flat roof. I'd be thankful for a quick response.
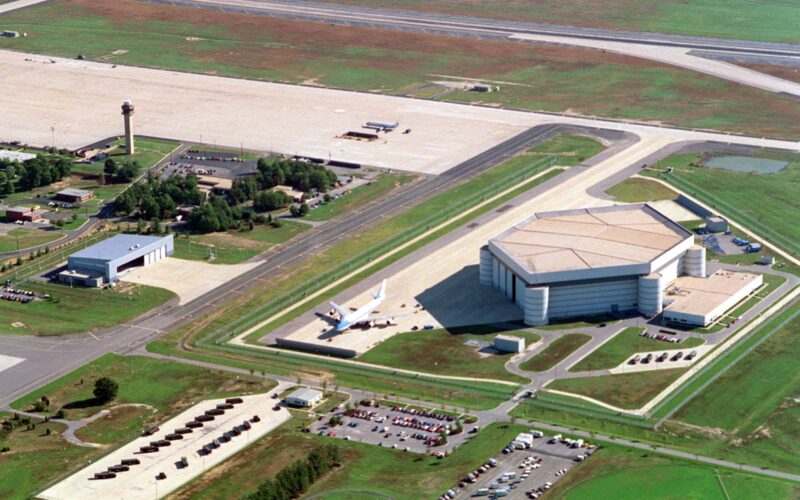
[70,234,170,262]
[664,270,762,317]
[5,206,30,213]
[0,150,36,162]
[495,334,523,342]
[57,188,92,196]
[490,204,691,275]
[286,387,323,402]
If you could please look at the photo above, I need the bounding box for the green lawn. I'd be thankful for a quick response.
[305,173,415,221]
[0,281,176,336]
[643,150,800,256]
[359,325,541,383]
[72,137,180,176]
[58,216,87,231]
[2,2,800,137]
[570,328,704,372]
[549,369,686,410]
[333,0,800,43]
[169,220,309,264]
[675,307,800,433]
[2,354,275,499]
[0,228,62,252]
[548,445,798,500]
[519,334,592,372]
[605,177,679,203]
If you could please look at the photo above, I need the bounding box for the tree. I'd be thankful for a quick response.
[140,194,160,221]
[93,377,119,404]
[103,157,117,176]
[114,191,136,215]
[116,160,140,183]
[253,190,289,212]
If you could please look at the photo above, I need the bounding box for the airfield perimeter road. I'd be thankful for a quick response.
[0,122,582,407]
[146,0,800,97]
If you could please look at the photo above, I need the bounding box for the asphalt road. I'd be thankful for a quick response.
[145,0,800,61]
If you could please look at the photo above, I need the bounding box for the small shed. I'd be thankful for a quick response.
[493,334,525,353]
[704,216,728,233]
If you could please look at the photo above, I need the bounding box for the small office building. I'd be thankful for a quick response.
[284,388,323,408]
[59,234,173,286]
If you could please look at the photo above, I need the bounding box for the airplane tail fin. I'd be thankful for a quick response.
[372,279,387,300]
[329,301,349,318]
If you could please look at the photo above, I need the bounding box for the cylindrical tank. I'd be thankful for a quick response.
[684,245,706,277]
[638,273,663,316]
[479,246,493,286]
[524,286,549,326]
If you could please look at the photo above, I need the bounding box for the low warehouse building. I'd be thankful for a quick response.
[5,206,44,223]
[284,388,323,408]
[59,234,173,286]
[493,334,525,353]
[663,270,762,326]
[55,188,94,203]
[479,204,757,327]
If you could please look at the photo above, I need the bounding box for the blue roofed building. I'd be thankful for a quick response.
[58,234,174,287]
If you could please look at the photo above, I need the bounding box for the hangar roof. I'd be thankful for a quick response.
[70,234,170,262]
[664,270,762,317]
[490,204,692,276]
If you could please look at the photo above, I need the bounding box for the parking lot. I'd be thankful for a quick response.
[450,433,593,499]
[307,401,477,454]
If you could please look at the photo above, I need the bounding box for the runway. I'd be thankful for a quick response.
[143,0,800,97]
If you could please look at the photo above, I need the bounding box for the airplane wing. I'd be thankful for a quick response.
[328,301,349,318]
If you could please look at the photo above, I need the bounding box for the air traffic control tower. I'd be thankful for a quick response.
[121,99,135,155]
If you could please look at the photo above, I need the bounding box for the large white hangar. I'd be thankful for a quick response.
[479,204,759,327]
[58,234,174,287]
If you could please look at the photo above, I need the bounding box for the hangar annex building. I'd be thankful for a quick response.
[479,205,761,327]
[59,234,174,286]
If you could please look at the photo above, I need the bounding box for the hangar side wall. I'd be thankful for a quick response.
[548,277,639,319]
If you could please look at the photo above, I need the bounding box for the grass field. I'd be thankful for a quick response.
[358,325,541,383]
[569,328,704,372]
[305,173,415,221]
[0,227,62,253]
[0,281,175,336]
[170,220,309,264]
[2,354,275,500]
[71,137,180,176]
[675,306,800,432]
[331,0,800,43]
[11,354,274,420]
[2,1,800,137]
[643,150,800,256]
[605,177,678,203]
[519,334,592,372]
[549,369,686,410]
[548,445,798,500]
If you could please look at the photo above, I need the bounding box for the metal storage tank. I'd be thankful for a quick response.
[479,246,493,286]
[638,273,663,316]
[684,245,706,277]
[523,286,549,326]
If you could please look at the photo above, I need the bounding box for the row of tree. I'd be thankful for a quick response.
[0,155,72,193]
[256,157,337,193]
[114,173,204,220]
[244,444,341,500]
[103,158,142,183]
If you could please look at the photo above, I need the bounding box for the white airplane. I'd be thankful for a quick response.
[329,280,388,331]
